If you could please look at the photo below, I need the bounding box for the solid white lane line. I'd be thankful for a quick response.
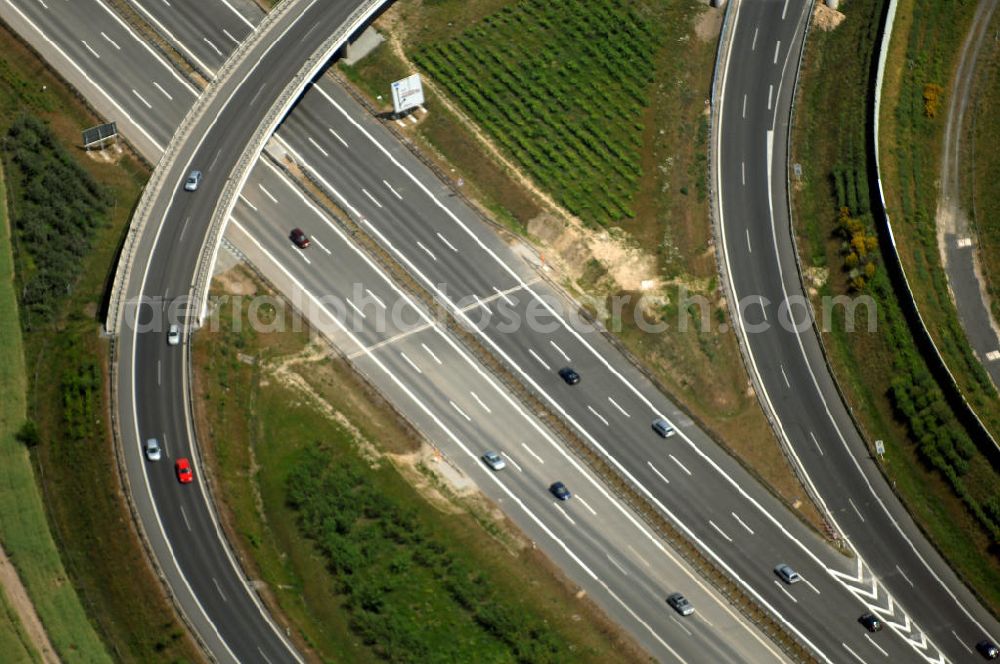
[101,31,120,49]
[577,497,597,516]
[400,352,421,374]
[203,36,223,57]
[800,576,821,595]
[307,136,329,157]
[864,634,887,657]
[627,545,651,568]
[436,232,458,252]
[157,360,162,386]
[608,396,630,417]
[416,241,437,261]
[311,237,332,255]
[773,40,781,64]
[81,40,100,58]
[895,565,914,587]
[212,577,227,602]
[346,298,366,319]
[709,520,733,542]
[751,26,759,51]
[257,183,277,203]
[362,188,382,208]
[746,228,752,253]
[208,149,222,173]
[549,340,570,362]
[36,0,48,8]
[587,406,609,426]
[328,127,349,147]
[606,553,628,576]
[521,443,543,464]
[529,349,551,371]
[774,580,797,603]
[365,289,386,308]
[383,180,403,200]
[218,0,257,31]
[449,400,471,422]
[742,93,747,118]
[780,364,790,388]
[473,295,491,313]
[670,615,692,636]
[669,454,692,476]
[555,503,575,525]
[781,0,790,20]
[759,295,768,321]
[238,194,257,211]
[470,391,492,413]
[180,504,192,531]
[248,84,267,107]
[257,647,275,664]
[421,343,442,364]
[647,461,670,484]
[132,88,152,109]
[848,498,866,522]
[741,161,746,186]
[222,28,240,46]
[732,512,754,535]
[295,248,311,265]
[809,431,824,456]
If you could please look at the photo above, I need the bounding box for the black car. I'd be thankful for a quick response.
[558,367,580,385]
[858,613,882,632]
[977,640,999,660]
[549,482,572,501]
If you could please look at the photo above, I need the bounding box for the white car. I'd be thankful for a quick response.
[481,451,506,471]
[774,564,801,584]
[167,324,181,346]
[144,438,162,462]
[184,170,202,191]
[652,418,676,438]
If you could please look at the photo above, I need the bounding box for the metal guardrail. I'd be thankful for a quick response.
[870,0,1000,459]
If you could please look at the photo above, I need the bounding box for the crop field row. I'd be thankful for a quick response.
[414,0,660,227]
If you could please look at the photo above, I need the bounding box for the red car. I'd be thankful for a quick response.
[175,458,194,484]
[290,228,310,249]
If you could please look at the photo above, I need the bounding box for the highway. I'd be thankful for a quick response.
[6,0,999,660]
[715,0,1000,662]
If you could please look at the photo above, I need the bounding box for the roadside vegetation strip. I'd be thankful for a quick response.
[278,158,816,662]
[790,0,1000,615]
[192,272,647,663]
[0,26,203,661]
[412,0,658,228]
[969,7,1000,323]
[0,164,55,664]
[880,1,1000,440]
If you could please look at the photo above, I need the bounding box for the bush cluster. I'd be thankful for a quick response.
[831,165,878,290]
[287,445,572,663]
[2,114,110,328]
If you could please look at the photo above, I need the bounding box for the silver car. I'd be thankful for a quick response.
[481,451,506,471]
[652,418,676,438]
[184,170,202,191]
[144,438,162,462]
[666,592,694,616]
[774,563,801,584]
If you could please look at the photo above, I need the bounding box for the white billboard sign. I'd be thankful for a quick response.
[391,74,425,114]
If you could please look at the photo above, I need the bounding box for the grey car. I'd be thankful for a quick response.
[184,170,202,191]
[652,418,676,438]
[666,592,694,616]
[144,438,162,462]
[774,563,801,584]
[481,451,506,471]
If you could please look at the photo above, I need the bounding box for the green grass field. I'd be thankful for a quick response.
[0,155,105,662]
[0,584,39,664]
[791,0,1000,614]
[192,274,647,663]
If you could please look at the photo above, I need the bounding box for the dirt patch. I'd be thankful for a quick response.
[212,265,258,296]
[81,141,127,165]
[694,5,723,42]
[0,546,58,663]
[813,4,846,31]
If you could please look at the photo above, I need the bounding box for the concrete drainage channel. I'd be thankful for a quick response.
[262,153,818,663]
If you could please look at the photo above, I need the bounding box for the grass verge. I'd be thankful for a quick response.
[192,267,649,662]
[0,23,202,662]
[791,1,1000,615]
[0,156,55,664]
[338,0,822,528]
